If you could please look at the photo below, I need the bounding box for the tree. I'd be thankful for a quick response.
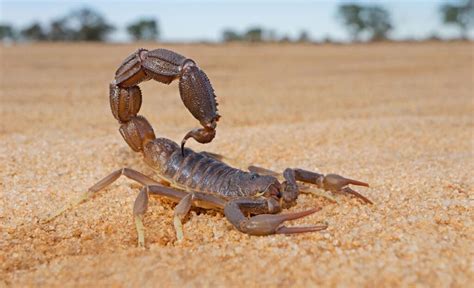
[322,35,335,44]
[48,18,72,41]
[127,19,159,41]
[0,24,16,41]
[72,8,114,41]
[337,4,393,42]
[440,0,474,39]
[298,30,310,42]
[21,22,47,41]
[244,27,263,42]
[222,27,276,43]
[48,8,114,41]
[337,4,365,41]
[222,29,242,42]
[363,6,392,41]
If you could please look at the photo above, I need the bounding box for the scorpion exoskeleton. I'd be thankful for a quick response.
[45,48,372,247]
[111,48,220,153]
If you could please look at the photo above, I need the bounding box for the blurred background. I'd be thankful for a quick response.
[1,0,473,44]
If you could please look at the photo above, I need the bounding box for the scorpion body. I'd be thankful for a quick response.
[144,137,275,198]
[46,48,372,247]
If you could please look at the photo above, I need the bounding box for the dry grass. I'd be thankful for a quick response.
[1,42,473,287]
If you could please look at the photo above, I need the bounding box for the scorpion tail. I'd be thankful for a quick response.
[119,116,156,152]
[110,83,157,152]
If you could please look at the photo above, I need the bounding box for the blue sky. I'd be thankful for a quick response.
[0,0,471,41]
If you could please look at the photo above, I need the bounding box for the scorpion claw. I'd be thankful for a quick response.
[323,174,372,204]
[276,224,328,234]
[341,187,373,204]
[240,208,325,235]
[346,178,369,187]
[323,174,369,189]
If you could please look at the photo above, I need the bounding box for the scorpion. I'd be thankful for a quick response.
[45,48,372,247]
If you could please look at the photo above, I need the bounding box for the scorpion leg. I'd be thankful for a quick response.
[249,165,370,203]
[224,198,327,236]
[43,167,225,247]
[43,168,165,223]
[138,186,226,245]
[284,168,372,204]
[171,191,226,241]
[133,185,190,247]
[173,193,194,241]
[248,165,337,202]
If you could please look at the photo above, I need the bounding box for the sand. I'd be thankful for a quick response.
[1,42,473,287]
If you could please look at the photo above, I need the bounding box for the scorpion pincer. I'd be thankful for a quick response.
[45,48,372,247]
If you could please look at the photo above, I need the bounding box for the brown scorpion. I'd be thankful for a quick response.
[45,48,372,247]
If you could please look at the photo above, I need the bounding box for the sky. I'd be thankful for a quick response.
[0,0,472,42]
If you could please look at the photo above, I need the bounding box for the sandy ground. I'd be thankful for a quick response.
[1,42,473,287]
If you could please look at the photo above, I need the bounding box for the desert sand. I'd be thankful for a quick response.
[1,42,473,287]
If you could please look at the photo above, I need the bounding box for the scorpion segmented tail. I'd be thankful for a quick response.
[109,83,156,152]
[109,49,157,153]
[110,48,221,155]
